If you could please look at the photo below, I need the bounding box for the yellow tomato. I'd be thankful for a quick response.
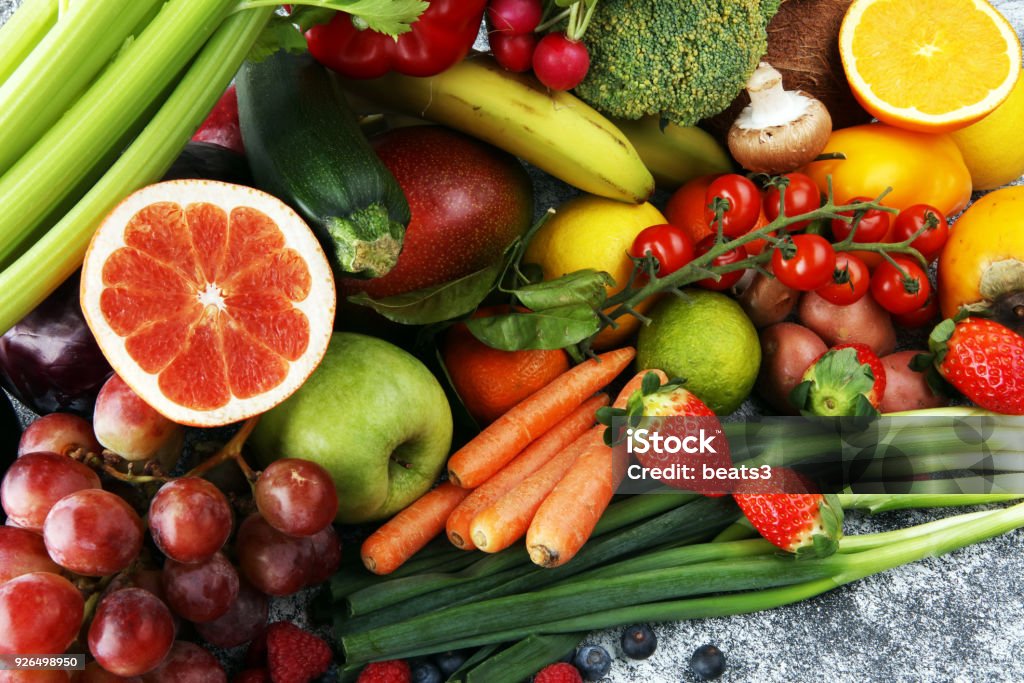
[938,186,1024,319]
[802,123,973,217]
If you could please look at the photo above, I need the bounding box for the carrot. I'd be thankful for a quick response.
[446,347,635,489]
[446,393,609,550]
[469,427,601,554]
[361,483,470,576]
[525,369,667,568]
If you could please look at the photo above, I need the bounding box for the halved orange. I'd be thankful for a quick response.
[839,0,1021,133]
[81,180,335,427]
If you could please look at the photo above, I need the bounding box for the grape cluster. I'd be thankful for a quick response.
[0,374,341,678]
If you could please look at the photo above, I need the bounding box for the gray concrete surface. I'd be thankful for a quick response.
[2,1,1023,681]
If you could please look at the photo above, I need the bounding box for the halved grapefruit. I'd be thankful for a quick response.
[80,180,335,427]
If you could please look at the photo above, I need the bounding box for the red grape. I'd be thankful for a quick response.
[0,572,84,655]
[43,489,143,576]
[18,413,101,457]
[1,451,100,531]
[71,661,142,682]
[0,526,61,583]
[88,588,175,677]
[236,514,313,596]
[162,552,238,623]
[92,374,183,463]
[194,579,268,648]
[306,525,342,586]
[148,478,232,564]
[255,459,337,537]
[1,670,72,682]
[139,641,225,683]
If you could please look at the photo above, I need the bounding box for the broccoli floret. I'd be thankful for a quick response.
[574,0,782,126]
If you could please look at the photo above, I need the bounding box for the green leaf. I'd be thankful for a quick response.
[247,16,308,63]
[510,269,612,311]
[465,304,601,351]
[347,261,501,325]
[640,371,662,397]
[322,0,428,36]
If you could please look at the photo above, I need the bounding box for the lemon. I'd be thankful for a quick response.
[636,290,760,415]
[951,75,1024,190]
[524,194,667,349]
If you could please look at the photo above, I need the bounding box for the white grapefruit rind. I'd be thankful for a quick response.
[840,0,1021,128]
[81,180,336,428]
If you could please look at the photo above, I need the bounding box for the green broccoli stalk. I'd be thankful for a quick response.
[573,0,782,126]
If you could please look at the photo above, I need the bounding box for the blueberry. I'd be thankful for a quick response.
[573,645,611,681]
[620,624,657,660]
[411,659,443,683]
[689,644,726,681]
[433,649,470,677]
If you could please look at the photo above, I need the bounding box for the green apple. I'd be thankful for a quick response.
[249,332,453,524]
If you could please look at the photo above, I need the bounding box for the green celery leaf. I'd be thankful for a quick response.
[247,16,308,62]
[324,0,428,36]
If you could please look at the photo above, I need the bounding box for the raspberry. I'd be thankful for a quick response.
[234,669,271,683]
[534,662,583,683]
[356,660,412,683]
[265,622,333,683]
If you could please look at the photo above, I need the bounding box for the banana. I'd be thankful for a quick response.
[339,55,654,204]
[612,116,735,190]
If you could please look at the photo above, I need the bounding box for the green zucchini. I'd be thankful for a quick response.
[236,51,409,278]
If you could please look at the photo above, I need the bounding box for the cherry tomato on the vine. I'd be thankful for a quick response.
[770,234,836,291]
[891,295,940,328]
[704,174,761,238]
[763,173,821,232]
[870,256,931,314]
[814,253,870,305]
[630,224,695,277]
[891,204,949,263]
[831,198,891,243]
[694,236,748,291]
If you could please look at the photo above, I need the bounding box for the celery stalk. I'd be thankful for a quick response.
[0,0,58,86]
[0,0,239,268]
[0,0,165,176]
[838,492,1024,512]
[0,5,274,335]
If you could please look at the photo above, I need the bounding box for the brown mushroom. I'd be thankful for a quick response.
[728,62,833,174]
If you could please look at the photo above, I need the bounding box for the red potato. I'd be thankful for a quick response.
[737,271,800,328]
[798,291,896,356]
[879,351,949,413]
[756,323,828,414]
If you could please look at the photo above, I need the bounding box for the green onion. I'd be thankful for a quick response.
[341,502,1024,663]
[0,0,165,176]
[463,633,584,683]
[838,492,1024,512]
[0,5,274,334]
[0,0,58,86]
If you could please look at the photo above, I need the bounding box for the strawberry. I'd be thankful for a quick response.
[921,318,1024,414]
[733,467,843,558]
[599,372,730,496]
[533,662,583,683]
[791,342,886,417]
[265,621,333,683]
[355,660,411,683]
[192,85,244,154]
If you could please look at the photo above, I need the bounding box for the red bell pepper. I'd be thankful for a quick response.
[306,0,487,79]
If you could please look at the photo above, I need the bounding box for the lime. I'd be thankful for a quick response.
[636,290,760,415]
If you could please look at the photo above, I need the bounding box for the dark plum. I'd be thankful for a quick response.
[0,274,111,416]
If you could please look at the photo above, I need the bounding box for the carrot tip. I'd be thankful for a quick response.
[448,530,467,548]
[361,555,379,574]
[528,544,560,568]
[447,471,465,488]
[471,530,488,550]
